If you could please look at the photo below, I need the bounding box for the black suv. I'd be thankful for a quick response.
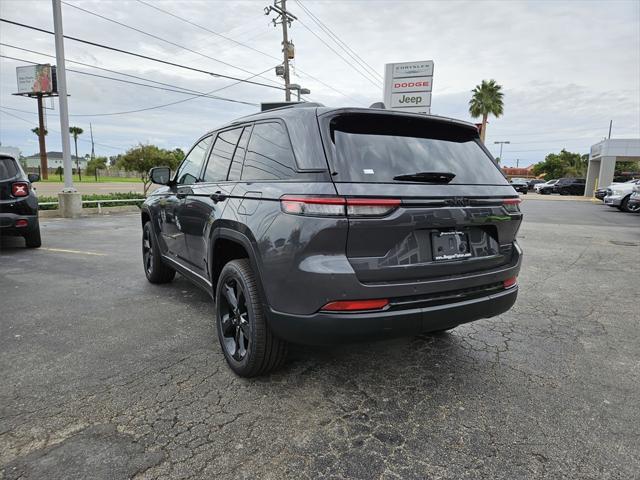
[553,178,586,195]
[0,154,41,248]
[141,106,522,376]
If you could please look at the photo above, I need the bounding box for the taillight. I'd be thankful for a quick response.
[503,197,521,213]
[15,219,28,228]
[321,299,389,312]
[12,182,29,197]
[346,198,400,217]
[503,277,517,289]
[280,195,400,217]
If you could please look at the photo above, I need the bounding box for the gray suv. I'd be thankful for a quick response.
[141,105,523,377]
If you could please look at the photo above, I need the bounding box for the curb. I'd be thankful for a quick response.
[40,205,141,218]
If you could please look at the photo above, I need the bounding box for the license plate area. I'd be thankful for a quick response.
[431,231,472,261]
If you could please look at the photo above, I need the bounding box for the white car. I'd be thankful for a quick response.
[604,179,640,212]
[534,179,558,193]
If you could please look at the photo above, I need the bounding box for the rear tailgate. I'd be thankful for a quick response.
[320,110,522,284]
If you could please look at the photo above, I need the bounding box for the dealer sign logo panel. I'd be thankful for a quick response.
[384,60,434,114]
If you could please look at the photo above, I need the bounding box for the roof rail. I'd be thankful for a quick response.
[260,101,325,112]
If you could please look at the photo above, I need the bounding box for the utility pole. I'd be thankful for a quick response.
[265,0,297,101]
[608,120,612,139]
[494,140,510,163]
[52,0,82,217]
[90,122,95,159]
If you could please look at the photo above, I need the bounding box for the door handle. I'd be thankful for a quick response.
[176,192,187,199]
[210,191,227,203]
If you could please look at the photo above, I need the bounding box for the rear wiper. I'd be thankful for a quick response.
[393,171,456,183]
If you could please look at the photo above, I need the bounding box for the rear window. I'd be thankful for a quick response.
[328,114,508,185]
[0,157,20,180]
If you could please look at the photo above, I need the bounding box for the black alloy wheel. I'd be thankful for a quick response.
[142,221,175,284]
[215,259,287,377]
[219,278,251,362]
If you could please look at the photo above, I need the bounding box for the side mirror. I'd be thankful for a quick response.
[28,173,40,183]
[150,167,171,185]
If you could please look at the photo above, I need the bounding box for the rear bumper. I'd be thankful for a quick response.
[0,213,39,235]
[267,286,518,345]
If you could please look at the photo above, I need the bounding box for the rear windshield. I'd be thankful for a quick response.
[0,157,20,180]
[328,114,508,185]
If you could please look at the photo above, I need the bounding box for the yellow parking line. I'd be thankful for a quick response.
[40,247,106,256]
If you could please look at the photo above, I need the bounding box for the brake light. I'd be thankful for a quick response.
[503,197,521,213]
[321,299,389,312]
[12,182,29,197]
[280,195,400,217]
[15,219,28,228]
[503,277,517,289]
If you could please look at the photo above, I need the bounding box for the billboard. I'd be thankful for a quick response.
[383,60,434,114]
[16,64,56,95]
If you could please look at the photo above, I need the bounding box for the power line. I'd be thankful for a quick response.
[133,0,365,105]
[0,18,285,92]
[294,16,381,88]
[294,0,382,82]
[0,107,125,150]
[0,54,260,109]
[60,1,283,89]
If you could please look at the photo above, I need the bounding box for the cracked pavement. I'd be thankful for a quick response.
[1,200,639,479]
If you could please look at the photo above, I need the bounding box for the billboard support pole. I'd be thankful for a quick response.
[36,93,48,180]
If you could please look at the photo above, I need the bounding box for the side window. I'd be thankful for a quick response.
[228,127,251,181]
[203,128,242,182]
[175,136,212,185]
[241,122,297,181]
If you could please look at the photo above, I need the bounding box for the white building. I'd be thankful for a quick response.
[23,151,88,170]
[585,139,640,196]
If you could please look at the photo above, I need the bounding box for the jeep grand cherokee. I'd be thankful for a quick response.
[140,105,522,377]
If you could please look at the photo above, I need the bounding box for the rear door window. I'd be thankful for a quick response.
[0,157,19,180]
[228,127,251,181]
[203,128,242,182]
[327,114,508,185]
[241,122,297,181]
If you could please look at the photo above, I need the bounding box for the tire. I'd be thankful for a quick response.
[24,223,41,248]
[215,259,287,377]
[559,189,569,196]
[142,221,175,284]
[522,190,528,195]
[621,195,640,213]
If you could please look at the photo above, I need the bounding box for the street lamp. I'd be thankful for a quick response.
[288,84,310,101]
[494,141,510,162]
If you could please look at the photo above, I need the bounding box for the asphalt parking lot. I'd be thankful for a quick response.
[1,200,639,479]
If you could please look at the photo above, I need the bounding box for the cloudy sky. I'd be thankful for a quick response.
[1,0,638,167]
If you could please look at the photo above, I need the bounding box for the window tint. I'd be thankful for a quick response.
[175,136,212,185]
[228,127,251,181]
[328,114,508,185]
[0,157,19,180]
[241,122,297,181]
[204,128,242,182]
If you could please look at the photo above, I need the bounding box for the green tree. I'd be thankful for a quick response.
[469,79,504,143]
[31,127,47,137]
[117,144,183,195]
[86,156,108,176]
[532,149,585,179]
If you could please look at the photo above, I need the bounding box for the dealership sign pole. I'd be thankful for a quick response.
[383,60,434,114]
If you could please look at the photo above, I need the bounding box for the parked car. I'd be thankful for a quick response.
[527,179,545,191]
[537,179,559,194]
[595,179,639,201]
[627,189,640,212]
[605,180,640,212]
[510,178,528,194]
[140,105,522,377]
[0,154,41,248]
[553,178,586,195]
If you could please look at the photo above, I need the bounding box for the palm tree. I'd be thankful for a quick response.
[31,127,48,137]
[469,79,504,143]
[69,126,84,181]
